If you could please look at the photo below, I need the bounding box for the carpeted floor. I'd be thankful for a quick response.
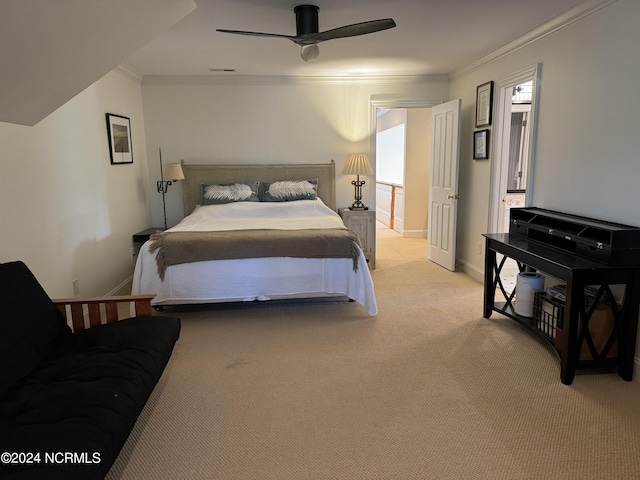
[107,226,640,479]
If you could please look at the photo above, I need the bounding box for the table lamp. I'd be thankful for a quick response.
[343,153,373,210]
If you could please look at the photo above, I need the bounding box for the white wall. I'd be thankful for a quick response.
[0,69,151,297]
[451,0,640,278]
[404,108,431,237]
[140,77,449,227]
[450,0,640,376]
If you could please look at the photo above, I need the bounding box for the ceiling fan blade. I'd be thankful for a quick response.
[312,18,396,42]
[216,29,294,41]
[300,44,319,62]
[217,10,396,62]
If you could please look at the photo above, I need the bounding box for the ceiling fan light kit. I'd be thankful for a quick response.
[300,44,319,62]
[217,4,396,62]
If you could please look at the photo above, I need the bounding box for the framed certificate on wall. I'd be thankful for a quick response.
[475,81,494,127]
[474,129,490,160]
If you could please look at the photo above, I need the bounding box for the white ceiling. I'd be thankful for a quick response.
[0,0,196,126]
[0,0,605,126]
[125,0,590,78]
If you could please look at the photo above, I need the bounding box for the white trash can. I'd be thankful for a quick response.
[514,272,545,317]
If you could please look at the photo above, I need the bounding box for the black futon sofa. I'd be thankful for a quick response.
[0,261,180,479]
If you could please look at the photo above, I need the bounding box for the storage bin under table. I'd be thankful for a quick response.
[483,232,640,385]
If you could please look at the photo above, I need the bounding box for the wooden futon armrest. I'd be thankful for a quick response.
[53,294,156,332]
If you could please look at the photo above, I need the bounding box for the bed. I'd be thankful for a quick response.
[131,162,377,315]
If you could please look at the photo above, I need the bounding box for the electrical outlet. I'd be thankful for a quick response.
[72,279,80,296]
[476,241,483,255]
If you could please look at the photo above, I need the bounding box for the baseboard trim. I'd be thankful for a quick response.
[108,275,133,297]
[401,229,427,238]
[455,258,483,284]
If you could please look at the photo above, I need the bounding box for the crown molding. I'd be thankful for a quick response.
[115,64,144,83]
[449,0,618,79]
[140,73,449,87]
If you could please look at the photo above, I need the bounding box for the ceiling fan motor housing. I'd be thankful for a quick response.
[295,5,319,35]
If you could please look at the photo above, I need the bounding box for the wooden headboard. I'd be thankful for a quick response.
[181,162,336,215]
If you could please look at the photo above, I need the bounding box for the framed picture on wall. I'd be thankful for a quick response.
[474,129,490,160]
[106,113,133,164]
[475,81,494,127]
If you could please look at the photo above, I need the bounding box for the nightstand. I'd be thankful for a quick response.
[338,208,376,269]
[132,228,163,257]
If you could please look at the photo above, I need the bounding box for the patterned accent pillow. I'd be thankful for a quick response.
[261,179,318,202]
[201,182,260,204]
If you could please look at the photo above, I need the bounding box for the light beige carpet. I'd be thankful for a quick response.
[107,226,640,479]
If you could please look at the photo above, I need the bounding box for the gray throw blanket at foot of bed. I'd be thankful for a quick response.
[149,228,362,279]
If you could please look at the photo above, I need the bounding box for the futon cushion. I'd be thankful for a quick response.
[0,315,181,480]
[0,261,70,395]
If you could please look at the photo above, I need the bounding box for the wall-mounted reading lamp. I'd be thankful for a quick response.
[156,148,184,230]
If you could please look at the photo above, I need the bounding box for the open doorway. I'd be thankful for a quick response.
[489,64,541,232]
[369,99,442,261]
[375,108,407,234]
[489,64,541,291]
[375,108,431,243]
[498,83,532,232]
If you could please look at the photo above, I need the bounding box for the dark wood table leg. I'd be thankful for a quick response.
[484,241,496,318]
[618,271,640,381]
[560,272,584,385]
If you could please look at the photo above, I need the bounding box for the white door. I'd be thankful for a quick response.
[428,99,461,271]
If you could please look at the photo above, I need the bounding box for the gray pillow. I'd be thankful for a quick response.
[201,182,260,205]
[261,179,318,202]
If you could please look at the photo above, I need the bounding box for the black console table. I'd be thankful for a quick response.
[483,208,640,385]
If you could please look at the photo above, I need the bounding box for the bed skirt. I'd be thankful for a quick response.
[132,244,377,316]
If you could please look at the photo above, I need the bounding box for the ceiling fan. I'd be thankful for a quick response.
[216,4,396,62]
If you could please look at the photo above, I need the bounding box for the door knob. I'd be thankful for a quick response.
[447,194,461,200]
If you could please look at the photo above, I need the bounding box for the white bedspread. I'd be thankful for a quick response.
[132,199,377,315]
[173,198,346,231]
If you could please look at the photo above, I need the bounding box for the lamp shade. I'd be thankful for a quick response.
[163,163,184,181]
[343,154,373,176]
